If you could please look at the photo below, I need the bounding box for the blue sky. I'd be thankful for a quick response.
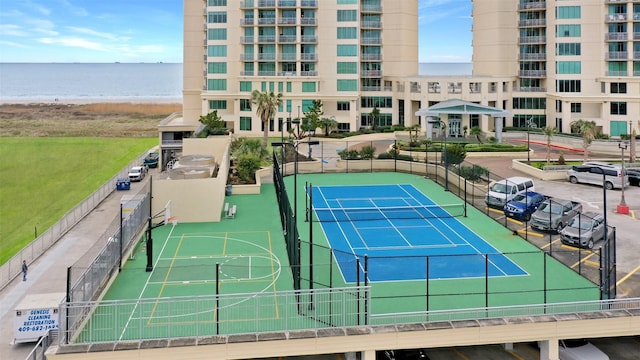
[0,0,472,63]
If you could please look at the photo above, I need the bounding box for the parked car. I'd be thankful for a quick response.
[485,176,535,208]
[559,339,609,360]
[128,166,147,182]
[376,349,430,360]
[567,163,628,190]
[559,211,610,249]
[143,152,159,168]
[503,191,547,221]
[116,177,130,191]
[530,198,582,232]
[627,167,640,186]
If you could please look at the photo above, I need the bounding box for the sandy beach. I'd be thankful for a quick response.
[0,102,182,137]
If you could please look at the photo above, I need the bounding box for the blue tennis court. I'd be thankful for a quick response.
[310,184,527,282]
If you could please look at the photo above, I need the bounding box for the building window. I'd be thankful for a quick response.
[240,81,252,92]
[337,44,357,56]
[337,62,357,74]
[556,100,562,113]
[513,98,546,110]
[302,82,316,92]
[208,0,227,5]
[208,45,227,57]
[240,116,252,131]
[207,79,227,91]
[610,120,628,136]
[337,101,350,111]
[361,96,392,108]
[556,6,580,19]
[611,82,627,93]
[337,79,357,91]
[556,24,581,37]
[611,102,627,115]
[240,99,251,111]
[570,103,581,113]
[337,27,357,39]
[556,61,581,74]
[208,62,227,74]
[207,12,227,23]
[556,43,581,56]
[208,28,227,40]
[337,10,357,22]
[556,80,581,92]
[208,100,227,110]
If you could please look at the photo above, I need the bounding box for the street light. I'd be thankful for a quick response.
[441,119,449,191]
[588,166,608,247]
[527,117,533,164]
[617,141,629,214]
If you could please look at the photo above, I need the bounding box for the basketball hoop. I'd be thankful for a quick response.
[167,216,178,226]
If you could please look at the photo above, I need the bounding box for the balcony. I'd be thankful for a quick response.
[277,71,297,76]
[300,0,317,8]
[361,38,382,45]
[240,18,254,26]
[278,0,296,7]
[241,36,255,43]
[257,53,276,60]
[300,18,317,25]
[300,53,317,61]
[606,32,628,41]
[241,54,255,61]
[606,51,628,60]
[278,35,297,43]
[361,54,382,61]
[300,71,318,76]
[607,70,628,76]
[257,35,276,43]
[301,35,317,43]
[278,17,297,25]
[518,1,545,10]
[361,21,382,29]
[519,53,546,60]
[361,70,382,77]
[258,18,277,25]
[278,53,297,61]
[518,36,546,44]
[519,70,547,77]
[605,13,628,22]
[515,86,547,92]
[240,71,255,76]
[258,71,277,76]
[518,18,546,27]
[257,0,276,8]
[634,51,640,59]
[361,85,392,92]
[361,4,382,13]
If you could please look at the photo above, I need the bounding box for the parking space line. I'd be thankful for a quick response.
[506,349,526,360]
[569,251,599,269]
[617,263,640,287]
[631,209,636,220]
[516,228,544,238]
[453,348,470,360]
[540,238,561,250]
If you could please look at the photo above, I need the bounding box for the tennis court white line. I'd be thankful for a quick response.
[317,186,360,254]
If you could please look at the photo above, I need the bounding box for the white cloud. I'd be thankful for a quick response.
[0,24,29,37]
[38,36,108,52]
[0,40,29,48]
[66,26,122,41]
[25,18,58,36]
[24,0,51,16]
[58,0,88,17]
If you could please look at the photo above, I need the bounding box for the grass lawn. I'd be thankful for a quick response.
[0,137,157,264]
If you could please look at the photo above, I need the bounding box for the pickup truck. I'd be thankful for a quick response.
[530,198,582,232]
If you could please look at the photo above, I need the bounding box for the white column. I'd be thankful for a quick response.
[361,350,376,360]
[539,339,560,360]
[495,117,503,143]
[426,116,435,140]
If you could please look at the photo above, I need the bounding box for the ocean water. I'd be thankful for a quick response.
[0,62,471,104]
[0,63,183,103]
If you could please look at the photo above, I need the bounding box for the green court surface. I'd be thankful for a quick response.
[87,172,599,341]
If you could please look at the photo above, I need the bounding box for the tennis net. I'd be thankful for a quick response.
[312,203,465,222]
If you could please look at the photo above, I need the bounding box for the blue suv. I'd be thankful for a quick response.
[503,191,547,221]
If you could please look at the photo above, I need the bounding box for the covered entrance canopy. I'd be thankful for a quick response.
[415,99,512,142]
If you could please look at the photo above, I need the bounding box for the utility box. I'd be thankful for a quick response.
[13,292,65,344]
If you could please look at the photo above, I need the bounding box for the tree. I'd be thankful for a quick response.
[370,106,380,130]
[251,90,283,149]
[570,119,596,161]
[542,126,557,166]
[300,99,323,137]
[318,116,338,136]
[197,110,227,137]
[444,143,467,167]
[469,126,484,143]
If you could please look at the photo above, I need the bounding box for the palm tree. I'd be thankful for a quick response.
[251,90,283,149]
[370,106,380,130]
[542,126,557,166]
[570,119,597,161]
[469,126,484,143]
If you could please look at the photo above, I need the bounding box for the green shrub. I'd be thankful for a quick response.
[236,154,261,182]
[338,149,360,160]
[359,145,376,159]
[456,164,490,182]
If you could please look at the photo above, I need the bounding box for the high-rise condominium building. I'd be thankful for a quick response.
[473,0,636,136]
[183,0,419,136]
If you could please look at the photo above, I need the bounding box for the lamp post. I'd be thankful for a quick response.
[441,119,449,191]
[589,166,608,246]
[617,141,629,214]
[527,117,533,164]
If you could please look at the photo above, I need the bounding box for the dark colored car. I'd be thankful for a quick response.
[503,191,547,221]
[627,167,640,186]
[143,152,159,168]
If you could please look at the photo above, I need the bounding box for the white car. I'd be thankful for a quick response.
[128,166,147,182]
[559,339,609,360]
